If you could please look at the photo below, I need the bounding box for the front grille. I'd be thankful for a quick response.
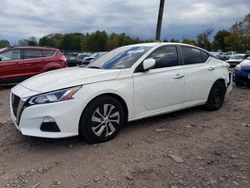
[12,94,20,118]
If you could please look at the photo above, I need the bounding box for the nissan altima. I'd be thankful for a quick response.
[10,43,232,143]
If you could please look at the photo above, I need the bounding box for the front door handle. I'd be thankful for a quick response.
[208,67,215,71]
[174,74,184,79]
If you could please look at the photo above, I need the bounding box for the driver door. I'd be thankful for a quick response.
[133,45,184,118]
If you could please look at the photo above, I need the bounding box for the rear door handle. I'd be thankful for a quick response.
[208,67,215,71]
[174,74,184,79]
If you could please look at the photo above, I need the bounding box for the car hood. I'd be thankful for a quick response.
[20,67,121,93]
[240,59,250,68]
[227,59,243,62]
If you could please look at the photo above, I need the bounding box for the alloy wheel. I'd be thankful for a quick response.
[91,104,120,137]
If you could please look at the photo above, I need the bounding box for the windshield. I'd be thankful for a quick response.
[87,46,152,69]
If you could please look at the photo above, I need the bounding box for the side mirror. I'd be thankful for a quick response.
[143,58,155,71]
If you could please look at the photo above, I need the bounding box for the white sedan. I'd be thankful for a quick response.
[10,43,232,143]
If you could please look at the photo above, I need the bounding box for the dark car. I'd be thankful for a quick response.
[233,56,250,86]
[64,53,82,67]
[81,52,107,65]
[77,53,90,62]
[0,46,67,85]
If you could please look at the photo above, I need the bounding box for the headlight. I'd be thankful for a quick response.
[235,65,241,71]
[28,86,82,105]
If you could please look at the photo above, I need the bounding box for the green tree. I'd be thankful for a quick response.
[225,13,250,52]
[18,37,38,46]
[212,30,231,51]
[182,38,196,46]
[61,33,84,51]
[169,38,180,43]
[108,33,140,50]
[85,30,109,52]
[196,29,214,50]
[39,33,63,48]
[0,40,10,48]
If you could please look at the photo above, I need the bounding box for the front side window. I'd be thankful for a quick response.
[181,46,209,65]
[147,45,179,69]
[23,49,43,59]
[0,50,21,61]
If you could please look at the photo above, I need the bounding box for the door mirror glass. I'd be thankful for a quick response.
[143,58,155,71]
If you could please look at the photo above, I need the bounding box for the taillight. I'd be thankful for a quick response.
[61,56,67,62]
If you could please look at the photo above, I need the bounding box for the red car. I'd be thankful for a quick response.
[0,46,67,85]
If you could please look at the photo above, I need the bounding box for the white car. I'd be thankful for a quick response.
[10,43,232,143]
[226,54,249,67]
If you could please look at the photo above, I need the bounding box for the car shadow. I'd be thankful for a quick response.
[0,84,15,90]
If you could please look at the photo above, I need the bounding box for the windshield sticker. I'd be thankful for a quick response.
[127,49,145,54]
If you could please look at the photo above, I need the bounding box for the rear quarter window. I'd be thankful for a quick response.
[42,50,55,57]
[181,46,210,65]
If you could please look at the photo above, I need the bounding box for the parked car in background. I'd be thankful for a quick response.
[209,51,220,58]
[224,51,238,60]
[10,43,232,143]
[77,53,90,63]
[226,54,249,67]
[64,53,82,67]
[234,56,250,86]
[81,52,107,65]
[0,46,67,85]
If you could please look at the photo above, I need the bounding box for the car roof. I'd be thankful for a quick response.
[5,46,58,51]
[125,42,209,52]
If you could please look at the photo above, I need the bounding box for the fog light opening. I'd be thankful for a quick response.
[40,116,60,132]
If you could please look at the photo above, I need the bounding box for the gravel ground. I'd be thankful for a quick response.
[0,85,249,188]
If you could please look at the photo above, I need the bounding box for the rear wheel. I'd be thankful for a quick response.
[79,96,125,143]
[205,81,226,111]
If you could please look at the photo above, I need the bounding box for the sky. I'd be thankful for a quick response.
[0,0,249,44]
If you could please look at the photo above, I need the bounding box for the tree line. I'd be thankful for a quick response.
[0,13,249,53]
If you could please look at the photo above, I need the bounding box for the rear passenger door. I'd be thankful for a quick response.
[180,46,215,104]
[21,49,45,76]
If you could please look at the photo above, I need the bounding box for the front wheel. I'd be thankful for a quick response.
[79,96,126,143]
[205,81,226,111]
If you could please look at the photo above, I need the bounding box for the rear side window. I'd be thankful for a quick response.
[181,46,209,65]
[42,50,55,57]
[23,49,43,59]
[0,50,21,61]
[147,45,179,69]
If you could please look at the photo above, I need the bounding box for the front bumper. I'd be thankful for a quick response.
[10,86,84,138]
[233,69,250,85]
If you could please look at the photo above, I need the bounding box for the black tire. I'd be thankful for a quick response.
[235,81,243,87]
[79,96,126,143]
[205,81,226,111]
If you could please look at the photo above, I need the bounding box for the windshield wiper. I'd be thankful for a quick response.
[87,66,101,69]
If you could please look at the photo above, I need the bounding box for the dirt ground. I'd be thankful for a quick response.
[0,85,249,188]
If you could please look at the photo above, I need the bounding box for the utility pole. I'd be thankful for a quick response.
[155,0,165,41]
